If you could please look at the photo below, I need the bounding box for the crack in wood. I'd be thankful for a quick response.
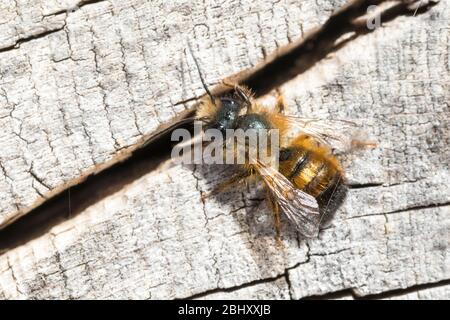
[183,273,287,300]
[0,117,194,254]
[345,202,450,220]
[302,278,450,299]
[181,264,450,300]
[0,0,109,54]
[348,182,384,189]
[42,0,109,18]
[224,0,439,97]
[0,0,438,264]
[182,255,313,300]
[0,26,66,54]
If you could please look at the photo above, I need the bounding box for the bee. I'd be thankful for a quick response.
[181,84,372,240]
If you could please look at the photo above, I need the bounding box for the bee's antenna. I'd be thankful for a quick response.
[186,40,216,107]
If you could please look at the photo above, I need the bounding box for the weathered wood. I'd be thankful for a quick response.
[0,0,449,299]
[306,282,450,300]
[382,284,450,300]
[1,0,321,228]
[195,278,291,300]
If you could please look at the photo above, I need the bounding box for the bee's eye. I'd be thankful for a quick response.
[210,97,243,132]
[220,98,240,111]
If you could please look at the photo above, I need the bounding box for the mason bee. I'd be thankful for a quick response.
[175,84,372,240]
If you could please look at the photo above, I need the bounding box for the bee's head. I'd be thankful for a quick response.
[208,97,244,134]
[234,113,272,132]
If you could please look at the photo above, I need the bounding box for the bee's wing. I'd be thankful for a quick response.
[283,116,367,153]
[254,159,321,238]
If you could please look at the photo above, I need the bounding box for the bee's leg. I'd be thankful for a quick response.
[350,139,378,151]
[221,79,253,111]
[274,91,286,114]
[221,79,238,89]
[245,197,266,213]
[201,171,250,201]
[221,79,249,95]
[266,190,283,246]
[336,139,377,156]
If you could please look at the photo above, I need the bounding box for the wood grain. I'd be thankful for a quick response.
[0,0,358,229]
[0,0,448,299]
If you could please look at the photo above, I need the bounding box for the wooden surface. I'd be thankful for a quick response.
[0,0,449,299]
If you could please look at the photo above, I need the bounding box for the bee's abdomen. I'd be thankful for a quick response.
[279,140,347,224]
[279,146,343,199]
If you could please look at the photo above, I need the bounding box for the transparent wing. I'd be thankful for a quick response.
[283,116,366,152]
[254,159,321,238]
